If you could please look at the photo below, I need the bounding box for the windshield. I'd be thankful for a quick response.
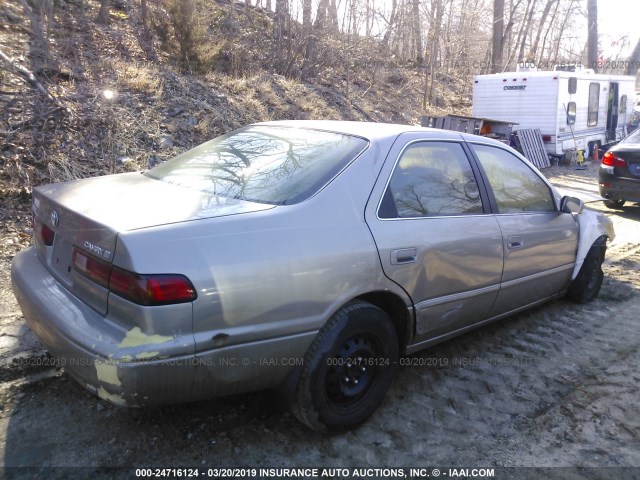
[145,126,368,205]
[622,128,640,144]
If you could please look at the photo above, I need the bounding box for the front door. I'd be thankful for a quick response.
[469,142,579,316]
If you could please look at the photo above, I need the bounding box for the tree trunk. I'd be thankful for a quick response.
[529,0,557,60]
[274,0,289,67]
[551,0,576,66]
[300,0,314,78]
[587,0,598,71]
[491,0,505,73]
[382,0,398,51]
[537,0,560,65]
[517,0,537,62]
[512,0,532,62]
[412,0,423,65]
[423,0,443,107]
[97,0,111,24]
[327,0,339,34]
[502,0,524,69]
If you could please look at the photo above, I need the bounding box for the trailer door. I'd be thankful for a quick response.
[606,82,620,142]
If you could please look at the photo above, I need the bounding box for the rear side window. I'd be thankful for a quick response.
[146,126,368,205]
[379,142,483,218]
[588,83,599,126]
[471,144,555,213]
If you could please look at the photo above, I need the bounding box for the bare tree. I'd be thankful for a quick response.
[423,0,444,107]
[537,0,560,65]
[516,0,537,62]
[529,0,558,60]
[551,0,578,66]
[327,0,339,34]
[274,0,289,67]
[412,0,423,65]
[382,0,398,51]
[587,0,597,71]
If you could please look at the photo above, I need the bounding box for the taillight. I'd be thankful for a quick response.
[110,267,196,306]
[72,247,196,306]
[602,151,626,167]
[72,248,111,288]
[34,216,55,246]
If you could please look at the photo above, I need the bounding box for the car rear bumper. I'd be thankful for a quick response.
[598,168,640,203]
[11,247,316,406]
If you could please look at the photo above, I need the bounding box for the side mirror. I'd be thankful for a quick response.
[560,195,584,214]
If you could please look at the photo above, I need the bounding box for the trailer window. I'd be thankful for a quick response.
[620,95,627,114]
[567,102,576,125]
[568,77,577,94]
[588,83,599,126]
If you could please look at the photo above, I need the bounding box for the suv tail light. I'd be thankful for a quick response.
[602,151,626,167]
[72,247,197,306]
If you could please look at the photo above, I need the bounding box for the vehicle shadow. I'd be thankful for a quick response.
[3,274,639,470]
[612,203,640,220]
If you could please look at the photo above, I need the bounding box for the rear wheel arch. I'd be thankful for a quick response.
[354,290,413,350]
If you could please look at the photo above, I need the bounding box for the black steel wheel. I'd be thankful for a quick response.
[292,301,399,432]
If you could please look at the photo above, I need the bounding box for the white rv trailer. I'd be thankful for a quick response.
[472,70,637,157]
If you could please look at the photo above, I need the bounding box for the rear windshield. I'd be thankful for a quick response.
[145,126,368,205]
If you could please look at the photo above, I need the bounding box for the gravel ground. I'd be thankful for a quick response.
[0,161,638,478]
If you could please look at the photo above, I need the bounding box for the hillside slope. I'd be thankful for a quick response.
[0,0,470,255]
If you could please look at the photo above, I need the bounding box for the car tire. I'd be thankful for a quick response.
[292,301,399,433]
[567,237,607,304]
[603,198,625,209]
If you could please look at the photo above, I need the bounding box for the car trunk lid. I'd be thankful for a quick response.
[32,172,274,315]
[614,145,640,178]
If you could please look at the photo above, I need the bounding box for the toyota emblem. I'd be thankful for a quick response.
[50,210,59,227]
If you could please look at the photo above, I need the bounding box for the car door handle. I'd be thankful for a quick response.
[507,236,524,249]
[391,248,417,265]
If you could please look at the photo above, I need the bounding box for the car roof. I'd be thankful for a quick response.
[254,120,440,141]
[254,119,515,151]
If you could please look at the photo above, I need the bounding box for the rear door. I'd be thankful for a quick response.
[468,142,579,316]
[365,133,504,343]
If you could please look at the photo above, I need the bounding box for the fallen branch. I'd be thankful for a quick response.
[0,47,55,101]
[0,47,72,118]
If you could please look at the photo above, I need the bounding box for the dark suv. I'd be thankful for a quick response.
[599,128,640,209]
